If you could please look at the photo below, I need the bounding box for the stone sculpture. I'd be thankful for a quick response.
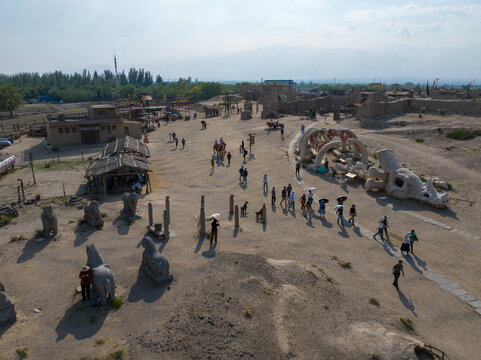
[121,192,138,218]
[83,201,104,227]
[41,205,58,239]
[365,149,449,208]
[0,281,16,326]
[299,128,368,169]
[140,236,173,284]
[86,244,115,306]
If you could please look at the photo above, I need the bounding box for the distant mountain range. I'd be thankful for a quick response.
[77,44,481,85]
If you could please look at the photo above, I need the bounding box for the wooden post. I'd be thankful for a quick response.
[200,207,205,237]
[163,210,170,241]
[229,195,234,214]
[62,182,66,197]
[17,185,21,204]
[81,152,84,161]
[17,179,25,202]
[234,205,239,228]
[29,152,36,185]
[165,196,170,225]
[148,202,153,227]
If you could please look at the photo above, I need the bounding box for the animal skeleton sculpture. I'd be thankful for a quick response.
[86,244,116,306]
[140,236,173,284]
[365,149,449,208]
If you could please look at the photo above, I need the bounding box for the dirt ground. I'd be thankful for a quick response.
[0,106,480,359]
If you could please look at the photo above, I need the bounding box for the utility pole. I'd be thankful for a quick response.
[114,53,119,88]
[29,152,36,185]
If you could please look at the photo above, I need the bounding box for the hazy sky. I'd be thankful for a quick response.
[1,0,481,77]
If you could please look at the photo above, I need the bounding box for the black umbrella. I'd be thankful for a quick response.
[319,198,329,203]
[337,195,347,202]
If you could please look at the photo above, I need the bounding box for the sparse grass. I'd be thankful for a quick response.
[369,298,380,307]
[35,193,41,201]
[325,277,336,284]
[233,259,239,264]
[110,297,124,310]
[263,289,272,295]
[101,212,107,218]
[415,138,424,143]
[370,353,381,360]
[446,129,481,141]
[400,317,414,331]
[126,219,135,226]
[1,215,12,225]
[77,218,85,226]
[331,256,351,269]
[420,106,426,113]
[109,349,125,359]
[219,292,225,297]
[438,108,445,115]
[9,234,28,242]
[34,229,44,238]
[68,220,75,224]
[242,304,254,318]
[323,304,329,310]
[197,228,211,238]
[97,225,104,230]
[89,315,97,323]
[94,338,106,346]
[16,347,29,358]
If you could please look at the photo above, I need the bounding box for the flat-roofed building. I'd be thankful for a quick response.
[46,104,142,147]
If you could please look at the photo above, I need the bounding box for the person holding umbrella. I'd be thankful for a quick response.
[318,198,328,217]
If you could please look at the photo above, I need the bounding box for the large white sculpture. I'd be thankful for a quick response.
[365,149,449,208]
[299,128,368,168]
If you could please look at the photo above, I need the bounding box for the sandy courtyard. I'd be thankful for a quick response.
[1,108,481,359]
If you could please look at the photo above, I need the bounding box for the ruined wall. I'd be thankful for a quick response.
[357,98,481,122]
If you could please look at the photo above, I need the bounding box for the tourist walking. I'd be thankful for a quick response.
[331,168,337,179]
[307,190,313,204]
[300,194,307,216]
[296,160,301,177]
[271,187,276,205]
[281,186,287,206]
[301,124,305,134]
[211,158,215,172]
[288,191,295,210]
[401,232,411,255]
[263,174,268,191]
[227,152,232,165]
[409,230,418,254]
[306,199,312,220]
[336,204,344,227]
[392,260,404,289]
[239,166,244,181]
[79,266,92,301]
[287,183,292,198]
[181,138,185,149]
[210,218,219,244]
[318,199,326,217]
[382,215,390,239]
[175,138,178,148]
[243,168,248,184]
[172,132,176,141]
[280,127,284,136]
[324,158,329,171]
[348,204,356,226]
[373,219,385,241]
[243,148,248,161]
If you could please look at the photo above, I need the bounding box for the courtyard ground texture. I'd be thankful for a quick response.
[0,106,481,359]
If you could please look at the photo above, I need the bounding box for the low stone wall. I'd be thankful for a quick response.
[357,98,481,124]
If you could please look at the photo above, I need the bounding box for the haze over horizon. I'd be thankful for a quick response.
[1,0,480,83]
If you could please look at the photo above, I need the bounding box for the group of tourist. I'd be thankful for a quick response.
[238,165,248,184]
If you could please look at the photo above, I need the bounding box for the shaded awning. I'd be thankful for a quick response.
[101,135,150,158]
[85,153,152,178]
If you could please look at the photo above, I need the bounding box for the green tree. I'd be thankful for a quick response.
[0,85,23,116]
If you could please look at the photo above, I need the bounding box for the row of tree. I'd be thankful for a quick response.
[0,68,231,104]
